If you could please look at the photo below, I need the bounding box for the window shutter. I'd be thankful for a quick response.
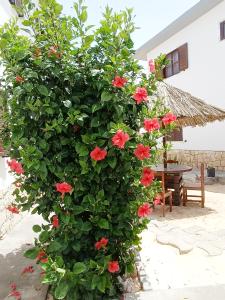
[167,128,183,142]
[178,43,188,71]
[220,22,225,40]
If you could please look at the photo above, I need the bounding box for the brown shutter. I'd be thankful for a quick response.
[220,22,225,40]
[167,128,183,142]
[178,43,188,71]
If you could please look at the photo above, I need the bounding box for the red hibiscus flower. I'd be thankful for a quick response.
[137,203,152,218]
[140,167,154,187]
[162,112,177,125]
[154,195,161,205]
[95,237,109,250]
[6,205,19,214]
[108,261,120,273]
[8,283,21,300]
[21,265,34,275]
[52,215,59,228]
[36,250,48,263]
[15,76,24,83]
[90,147,107,161]
[132,87,148,104]
[112,76,127,88]
[134,144,150,160]
[7,159,24,175]
[144,118,160,132]
[148,59,156,73]
[55,182,72,199]
[112,130,130,149]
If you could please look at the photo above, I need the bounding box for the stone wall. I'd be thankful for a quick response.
[168,150,225,171]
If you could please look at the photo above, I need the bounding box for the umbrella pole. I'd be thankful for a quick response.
[162,123,167,168]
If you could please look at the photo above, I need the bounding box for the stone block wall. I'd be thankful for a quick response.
[167,150,225,171]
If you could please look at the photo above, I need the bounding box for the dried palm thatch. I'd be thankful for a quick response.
[155,81,225,127]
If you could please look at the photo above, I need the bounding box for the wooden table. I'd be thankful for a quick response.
[152,164,193,205]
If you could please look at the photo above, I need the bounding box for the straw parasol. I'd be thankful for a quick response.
[153,81,225,167]
[156,81,225,127]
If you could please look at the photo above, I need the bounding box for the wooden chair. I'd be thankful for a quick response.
[183,163,205,208]
[155,172,173,217]
[166,159,178,164]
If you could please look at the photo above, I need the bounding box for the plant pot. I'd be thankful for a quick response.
[207,167,215,177]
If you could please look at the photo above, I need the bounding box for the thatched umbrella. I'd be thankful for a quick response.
[153,81,225,167]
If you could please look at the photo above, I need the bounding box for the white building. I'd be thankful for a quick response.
[136,0,225,170]
[0,0,22,189]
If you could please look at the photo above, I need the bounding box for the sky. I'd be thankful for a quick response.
[58,0,199,49]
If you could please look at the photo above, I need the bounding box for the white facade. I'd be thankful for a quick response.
[0,0,17,25]
[0,0,17,189]
[143,0,225,151]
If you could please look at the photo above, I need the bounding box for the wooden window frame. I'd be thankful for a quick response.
[164,49,180,78]
[220,21,225,40]
[164,43,188,78]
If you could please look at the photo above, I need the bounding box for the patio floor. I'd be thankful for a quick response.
[131,183,225,299]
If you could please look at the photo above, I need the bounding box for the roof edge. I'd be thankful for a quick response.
[135,0,224,60]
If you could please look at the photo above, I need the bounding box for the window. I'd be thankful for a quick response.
[220,21,225,40]
[164,43,188,78]
[167,128,183,142]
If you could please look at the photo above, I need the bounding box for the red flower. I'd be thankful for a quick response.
[36,250,48,263]
[132,87,148,104]
[90,147,107,161]
[134,144,150,160]
[95,237,109,250]
[108,261,120,273]
[112,130,130,149]
[154,195,161,205]
[137,203,152,218]
[7,205,19,214]
[112,76,127,88]
[162,112,177,125]
[52,215,59,228]
[55,182,72,199]
[21,265,34,275]
[144,118,160,132]
[15,76,24,83]
[9,283,21,300]
[7,159,24,175]
[140,167,154,187]
[148,59,156,73]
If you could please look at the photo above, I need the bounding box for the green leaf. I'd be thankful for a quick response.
[39,230,49,243]
[24,83,33,92]
[90,117,100,128]
[97,276,106,293]
[97,218,109,229]
[80,10,87,22]
[32,225,41,233]
[24,247,39,259]
[108,157,117,169]
[48,240,62,252]
[54,281,69,299]
[37,85,49,96]
[101,91,112,102]
[73,262,87,274]
[75,143,89,156]
[92,103,102,113]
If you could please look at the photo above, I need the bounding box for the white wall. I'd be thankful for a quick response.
[147,0,225,151]
[0,0,16,189]
[0,0,17,26]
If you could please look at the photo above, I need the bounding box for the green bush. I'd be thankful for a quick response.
[0,1,175,299]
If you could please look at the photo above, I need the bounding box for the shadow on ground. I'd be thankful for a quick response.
[0,244,47,300]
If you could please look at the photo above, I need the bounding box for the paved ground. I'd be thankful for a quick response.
[0,212,48,300]
[128,184,225,299]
